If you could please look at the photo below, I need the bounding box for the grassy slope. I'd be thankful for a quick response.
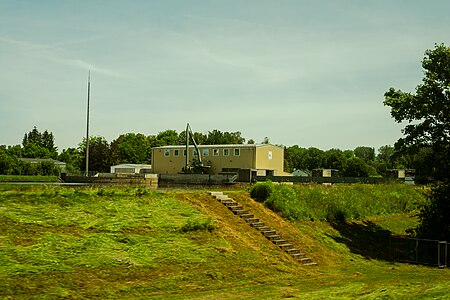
[1,186,449,299]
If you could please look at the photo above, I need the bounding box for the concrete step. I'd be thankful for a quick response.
[267,235,282,241]
[303,262,318,266]
[255,225,270,231]
[285,248,301,255]
[216,195,232,201]
[272,239,287,245]
[279,243,294,250]
[262,230,277,236]
[245,218,260,224]
[250,222,265,230]
[240,214,255,220]
[228,205,243,210]
[290,252,307,259]
[208,191,223,196]
[222,200,237,206]
[233,210,249,216]
[299,257,314,265]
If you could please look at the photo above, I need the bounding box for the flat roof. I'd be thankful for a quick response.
[153,144,282,150]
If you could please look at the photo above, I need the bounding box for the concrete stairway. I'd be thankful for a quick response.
[208,191,317,266]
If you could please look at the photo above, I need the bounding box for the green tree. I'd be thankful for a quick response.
[342,157,376,177]
[79,136,111,173]
[22,126,57,158]
[384,43,450,181]
[152,130,180,147]
[354,146,375,163]
[416,182,450,240]
[111,133,152,164]
[384,43,450,240]
[324,148,347,172]
[59,148,83,173]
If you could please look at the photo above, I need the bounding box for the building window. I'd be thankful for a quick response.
[192,149,198,156]
[223,148,230,156]
[203,149,209,156]
[268,151,273,160]
[174,149,179,157]
[213,149,219,156]
[183,149,187,156]
[164,149,170,157]
[234,148,240,156]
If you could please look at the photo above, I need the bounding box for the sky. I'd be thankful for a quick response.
[1,0,450,152]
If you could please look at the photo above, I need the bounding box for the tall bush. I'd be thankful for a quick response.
[249,181,274,202]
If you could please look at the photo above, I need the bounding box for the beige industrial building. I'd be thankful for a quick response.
[151,144,284,175]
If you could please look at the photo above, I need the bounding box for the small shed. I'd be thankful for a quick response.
[292,169,310,177]
[312,168,339,177]
[19,158,67,173]
[110,164,152,175]
[386,169,406,179]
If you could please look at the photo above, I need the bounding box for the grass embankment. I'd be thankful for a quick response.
[1,185,449,299]
[0,175,60,182]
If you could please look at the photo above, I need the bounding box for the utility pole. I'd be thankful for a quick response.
[85,71,90,176]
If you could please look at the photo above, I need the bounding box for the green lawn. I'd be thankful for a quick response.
[1,185,448,299]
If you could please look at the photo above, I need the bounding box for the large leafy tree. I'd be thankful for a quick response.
[354,146,375,163]
[22,126,58,159]
[79,136,111,173]
[384,43,450,240]
[58,148,83,173]
[384,43,450,181]
[110,133,152,164]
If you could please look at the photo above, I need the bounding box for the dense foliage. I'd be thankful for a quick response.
[250,182,424,222]
[384,43,450,240]
[384,43,450,182]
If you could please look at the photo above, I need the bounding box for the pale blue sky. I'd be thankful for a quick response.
[1,0,450,151]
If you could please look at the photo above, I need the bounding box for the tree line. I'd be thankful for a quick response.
[1,126,431,180]
[1,128,248,175]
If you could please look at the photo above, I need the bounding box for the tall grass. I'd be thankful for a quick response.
[250,182,426,222]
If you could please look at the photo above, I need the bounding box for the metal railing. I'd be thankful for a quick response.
[389,236,448,268]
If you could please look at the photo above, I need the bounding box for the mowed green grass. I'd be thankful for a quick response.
[1,185,449,299]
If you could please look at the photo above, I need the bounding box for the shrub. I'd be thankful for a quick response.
[250,181,274,202]
[416,182,450,240]
[180,217,215,233]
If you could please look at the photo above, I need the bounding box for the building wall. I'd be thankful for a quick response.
[152,144,283,175]
[255,145,284,175]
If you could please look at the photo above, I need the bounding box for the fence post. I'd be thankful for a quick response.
[438,241,447,268]
[415,238,419,264]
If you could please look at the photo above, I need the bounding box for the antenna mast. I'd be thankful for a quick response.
[85,71,90,176]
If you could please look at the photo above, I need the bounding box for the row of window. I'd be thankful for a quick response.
[164,148,240,157]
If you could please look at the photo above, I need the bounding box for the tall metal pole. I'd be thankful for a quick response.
[85,71,90,176]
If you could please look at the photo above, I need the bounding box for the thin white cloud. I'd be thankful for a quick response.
[0,35,122,78]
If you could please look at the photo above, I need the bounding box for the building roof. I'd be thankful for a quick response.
[19,158,66,166]
[111,164,152,168]
[153,144,283,150]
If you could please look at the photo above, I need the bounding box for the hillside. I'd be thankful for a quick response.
[1,186,449,299]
